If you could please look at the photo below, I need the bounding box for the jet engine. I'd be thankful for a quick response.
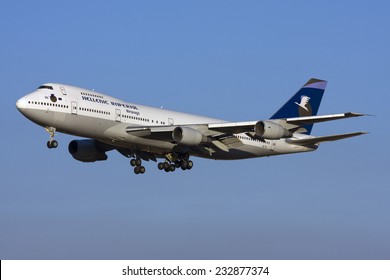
[254,121,292,139]
[172,127,206,146]
[68,140,108,162]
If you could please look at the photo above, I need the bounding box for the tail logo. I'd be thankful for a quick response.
[295,95,312,116]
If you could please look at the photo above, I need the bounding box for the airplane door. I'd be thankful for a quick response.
[115,109,121,122]
[71,101,77,115]
[168,118,174,125]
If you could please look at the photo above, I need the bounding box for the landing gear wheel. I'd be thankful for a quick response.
[159,155,194,173]
[47,140,58,149]
[134,166,146,174]
[130,159,136,166]
[182,153,190,161]
[179,160,193,170]
[135,159,142,166]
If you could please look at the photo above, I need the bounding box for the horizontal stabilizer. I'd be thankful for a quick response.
[286,132,368,145]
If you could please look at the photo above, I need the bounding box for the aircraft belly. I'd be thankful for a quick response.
[58,114,113,138]
[202,141,314,160]
[20,108,55,128]
[24,109,174,152]
[24,109,117,139]
[100,138,174,155]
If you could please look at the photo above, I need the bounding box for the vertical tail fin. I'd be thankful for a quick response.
[270,78,327,134]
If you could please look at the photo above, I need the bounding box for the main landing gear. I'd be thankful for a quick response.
[130,153,194,175]
[157,160,194,172]
[130,158,146,174]
[157,153,193,173]
[45,127,58,149]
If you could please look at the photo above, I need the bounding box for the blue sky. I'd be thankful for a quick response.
[1,0,389,259]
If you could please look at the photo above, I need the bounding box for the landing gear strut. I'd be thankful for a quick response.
[45,127,58,149]
[130,158,146,174]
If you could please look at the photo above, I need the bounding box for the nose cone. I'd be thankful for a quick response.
[16,97,27,111]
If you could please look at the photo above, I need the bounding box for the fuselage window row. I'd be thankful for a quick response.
[26,100,171,125]
[79,107,110,115]
[28,100,69,109]
[120,114,166,125]
[81,92,104,99]
[121,114,151,123]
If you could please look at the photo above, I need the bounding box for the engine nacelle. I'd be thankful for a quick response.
[254,121,292,139]
[68,140,108,162]
[172,127,205,146]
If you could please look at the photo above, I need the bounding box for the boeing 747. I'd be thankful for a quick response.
[16,78,367,174]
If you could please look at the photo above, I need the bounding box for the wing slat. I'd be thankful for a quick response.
[286,112,366,125]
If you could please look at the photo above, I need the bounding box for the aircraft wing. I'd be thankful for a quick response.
[125,123,249,152]
[125,112,366,136]
[125,112,367,152]
[126,121,258,136]
[286,132,368,146]
[207,121,257,134]
[200,112,366,134]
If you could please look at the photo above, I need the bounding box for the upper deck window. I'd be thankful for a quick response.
[38,85,53,90]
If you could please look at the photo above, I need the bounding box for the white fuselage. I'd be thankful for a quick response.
[16,83,315,160]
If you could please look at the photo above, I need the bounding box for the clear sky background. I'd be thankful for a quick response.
[1,0,389,259]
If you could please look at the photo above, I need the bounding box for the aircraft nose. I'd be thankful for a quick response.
[16,97,27,111]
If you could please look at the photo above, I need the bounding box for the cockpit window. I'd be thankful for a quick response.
[38,85,54,90]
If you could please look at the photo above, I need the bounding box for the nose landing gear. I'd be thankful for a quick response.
[45,127,58,149]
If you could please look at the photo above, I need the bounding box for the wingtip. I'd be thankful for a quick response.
[353,131,369,137]
[345,112,372,117]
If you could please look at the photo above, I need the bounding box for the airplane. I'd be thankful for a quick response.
[16,78,367,174]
